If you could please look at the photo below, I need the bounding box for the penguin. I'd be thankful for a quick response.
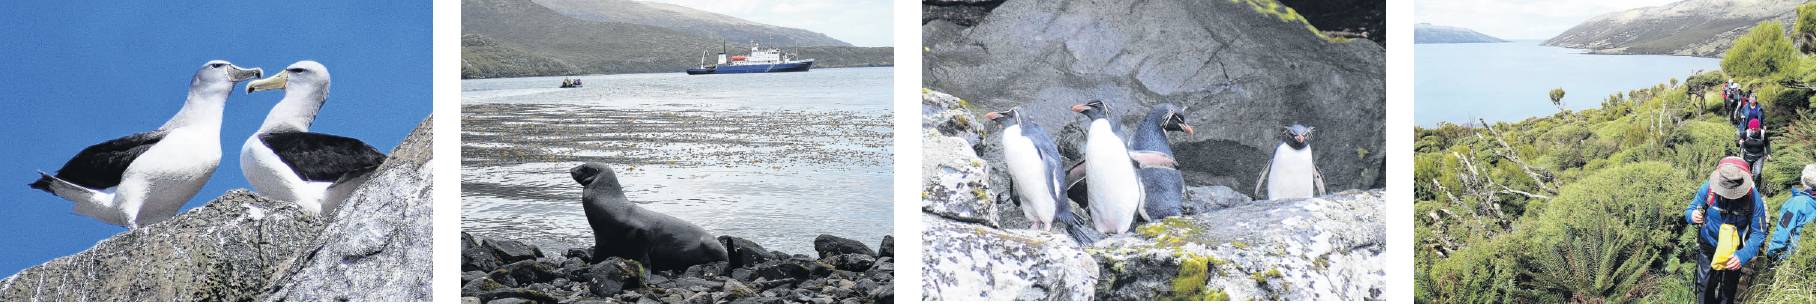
[1070,100,1145,234]
[1126,104,1193,219]
[240,61,386,216]
[29,60,263,228]
[985,108,1103,245]
[1255,123,1326,200]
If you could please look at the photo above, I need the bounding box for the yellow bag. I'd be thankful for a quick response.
[1711,224,1740,270]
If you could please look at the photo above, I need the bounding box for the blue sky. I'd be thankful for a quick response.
[0,2,430,276]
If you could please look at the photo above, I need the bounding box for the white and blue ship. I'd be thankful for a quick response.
[687,44,814,75]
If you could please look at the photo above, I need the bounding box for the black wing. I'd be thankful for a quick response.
[260,132,386,182]
[48,131,166,189]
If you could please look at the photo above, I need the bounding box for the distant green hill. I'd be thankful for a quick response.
[462,0,892,78]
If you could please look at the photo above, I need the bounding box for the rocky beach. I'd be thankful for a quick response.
[460,232,894,303]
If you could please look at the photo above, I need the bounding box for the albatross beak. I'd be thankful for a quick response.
[246,71,288,93]
[229,65,263,82]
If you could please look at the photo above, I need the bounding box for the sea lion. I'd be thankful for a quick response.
[570,163,728,271]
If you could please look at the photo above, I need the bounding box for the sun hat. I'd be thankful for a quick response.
[1802,163,1816,190]
[1709,156,1754,200]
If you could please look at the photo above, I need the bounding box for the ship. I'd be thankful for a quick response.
[686,43,814,75]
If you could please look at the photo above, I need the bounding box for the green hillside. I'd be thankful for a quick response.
[1415,13,1817,303]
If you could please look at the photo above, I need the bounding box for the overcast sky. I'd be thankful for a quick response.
[1416,0,1682,39]
[643,0,893,47]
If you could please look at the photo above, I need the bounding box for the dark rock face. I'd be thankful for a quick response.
[813,234,876,258]
[1278,0,1385,44]
[925,0,1385,199]
[461,233,894,303]
[0,190,324,301]
[264,117,436,301]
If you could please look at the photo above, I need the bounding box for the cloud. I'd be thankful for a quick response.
[1416,0,1681,39]
[641,0,893,47]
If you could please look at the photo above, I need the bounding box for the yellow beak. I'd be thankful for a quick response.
[246,71,289,93]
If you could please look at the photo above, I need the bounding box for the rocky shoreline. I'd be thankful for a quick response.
[461,232,894,304]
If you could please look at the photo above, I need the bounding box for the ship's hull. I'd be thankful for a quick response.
[686,60,814,75]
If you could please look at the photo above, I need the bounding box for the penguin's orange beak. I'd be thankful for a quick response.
[1070,104,1088,112]
[1180,124,1195,136]
[984,112,1002,120]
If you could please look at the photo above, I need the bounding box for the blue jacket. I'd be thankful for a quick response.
[1684,182,1768,265]
[1766,189,1816,259]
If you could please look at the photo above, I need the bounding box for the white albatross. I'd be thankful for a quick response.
[30,60,263,228]
[240,60,385,216]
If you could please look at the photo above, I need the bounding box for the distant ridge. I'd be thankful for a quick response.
[462,0,891,78]
[1543,0,1800,57]
[1415,23,1509,44]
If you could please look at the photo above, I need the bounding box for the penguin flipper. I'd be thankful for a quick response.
[1255,163,1273,197]
[1064,161,1089,208]
[1129,150,1177,169]
[1313,166,1327,197]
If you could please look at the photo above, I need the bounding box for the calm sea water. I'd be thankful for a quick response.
[1416,40,1719,126]
[461,67,893,256]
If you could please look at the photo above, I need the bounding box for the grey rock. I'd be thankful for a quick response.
[925,0,1386,198]
[586,257,645,297]
[720,235,774,269]
[264,117,436,301]
[492,260,561,287]
[822,254,876,272]
[486,297,535,304]
[1090,190,1385,301]
[920,216,1097,301]
[0,190,324,301]
[878,235,894,258]
[463,296,482,304]
[564,247,593,262]
[487,239,544,264]
[465,247,505,272]
[920,99,999,227]
[1180,185,1253,215]
[812,234,875,258]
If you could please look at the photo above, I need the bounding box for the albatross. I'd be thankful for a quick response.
[240,60,385,216]
[29,60,263,228]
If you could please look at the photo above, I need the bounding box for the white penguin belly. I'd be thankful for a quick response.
[1266,143,1318,200]
[1084,120,1141,234]
[242,136,331,215]
[1000,125,1056,229]
[119,128,220,226]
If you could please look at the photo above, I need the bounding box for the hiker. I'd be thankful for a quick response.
[1685,156,1769,304]
[1738,119,1770,185]
[1765,164,1817,259]
[1734,93,1764,132]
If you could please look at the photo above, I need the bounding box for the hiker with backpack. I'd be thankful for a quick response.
[1738,119,1770,187]
[1765,164,1817,260]
[1734,92,1764,132]
[1685,156,1769,304]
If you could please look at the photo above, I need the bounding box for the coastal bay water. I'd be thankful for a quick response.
[1416,40,1719,126]
[462,67,892,256]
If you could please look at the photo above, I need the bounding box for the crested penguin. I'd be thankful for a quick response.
[985,108,1103,245]
[240,61,386,216]
[29,60,263,228]
[1256,123,1326,200]
[1071,100,1145,234]
[1127,104,1193,219]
